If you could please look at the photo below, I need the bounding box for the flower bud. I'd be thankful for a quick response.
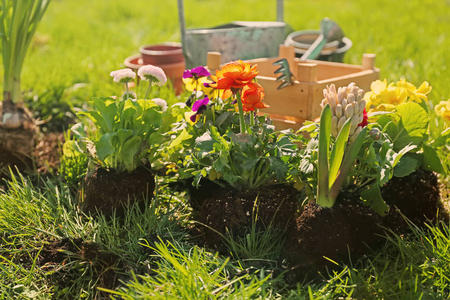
[369,128,382,140]
[335,104,343,118]
[338,116,347,132]
[344,104,354,118]
[331,116,338,137]
[347,93,355,103]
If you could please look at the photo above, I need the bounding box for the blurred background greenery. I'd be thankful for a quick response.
[2,0,449,130]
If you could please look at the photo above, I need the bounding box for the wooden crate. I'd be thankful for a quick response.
[206,45,379,130]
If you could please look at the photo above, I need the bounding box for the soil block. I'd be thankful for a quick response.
[82,166,155,216]
[382,169,448,224]
[0,127,35,174]
[190,181,300,250]
[283,169,448,281]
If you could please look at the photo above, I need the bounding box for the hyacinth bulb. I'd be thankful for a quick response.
[320,83,366,141]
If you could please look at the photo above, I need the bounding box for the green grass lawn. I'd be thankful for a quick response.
[1,0,450,299]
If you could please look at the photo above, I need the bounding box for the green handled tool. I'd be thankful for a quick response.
[300,18,344,61]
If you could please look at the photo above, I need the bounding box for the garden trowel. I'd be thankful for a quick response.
[300,18,344,61]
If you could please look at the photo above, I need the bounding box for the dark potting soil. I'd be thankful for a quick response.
[38,238,121,299]
[382,169,449,224]
[191,182,300,251]
[82,166,155,216]
[283,169,448,281]
[0,127,35,174]
[282,193,387,280]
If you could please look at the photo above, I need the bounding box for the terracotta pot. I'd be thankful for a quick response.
[124,53,185,95]
[139,43,184,65]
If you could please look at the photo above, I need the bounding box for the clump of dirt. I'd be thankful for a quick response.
[33,131,65,175]
[282,192,389,280]
[0,127,35,174]
[38,238,122,299]
[191,182,300,251]
[82,166,155,216]
[382,169,449,224]
[283,169,449,282]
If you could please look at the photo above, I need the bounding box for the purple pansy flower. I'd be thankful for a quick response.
[183,66,210,79]
[190,96,210,122]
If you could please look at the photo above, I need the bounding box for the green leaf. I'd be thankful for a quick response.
[122,136,142,172]
[330,127,368,200]
[431,127,450,147]
[71,122,86,139]
[360,184,388,216]
[269,157,288,179]
[92,97,118,132]
[215,111,231,127]
[317,104,332,207]
[329,117,352,187]
[422,143,444,173]
[96,133,117,161]
[240,157,260,171]
[393,156,419,177]
[116,129,133,146]
[168,129,192,149]
[390,103,428,151]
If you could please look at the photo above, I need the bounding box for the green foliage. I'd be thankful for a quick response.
[73,96,175,173]
[23,83,76,133]
[0,0,50,104]
[316,104,368,208]
[374,102,445,176]
[299,105,415,215]
[179,123,299,190]
[59,131,88,187]
[101,240,272,299]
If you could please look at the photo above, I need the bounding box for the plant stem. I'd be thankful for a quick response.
[236,92,246,134]
[145,79,153,99]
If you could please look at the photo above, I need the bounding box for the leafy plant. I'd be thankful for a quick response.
[180,123,298,190]
[170,62,299,190]
[372,102,448,177]
[72,96,174,173]
[0,0,51,128]
[316,104,368,208]
[59,130,88,186]
[297,84,416,215]
[68,67,177,173]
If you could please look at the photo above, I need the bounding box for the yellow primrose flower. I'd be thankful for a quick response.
[365,78,431,113]
[397,79,432,104]
[435,99,450,125]
[365,80,407,113]
[364,79,388,108]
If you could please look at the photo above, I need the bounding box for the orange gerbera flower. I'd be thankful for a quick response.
[241,82,269,112]
[210,60,259,91]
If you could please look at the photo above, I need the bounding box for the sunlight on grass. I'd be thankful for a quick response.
[1,0,450,298]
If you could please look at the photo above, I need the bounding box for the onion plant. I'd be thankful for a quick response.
[0,0,50,128]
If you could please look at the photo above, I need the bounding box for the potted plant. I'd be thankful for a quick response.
[283,80,449,278]
[168,61,300,248]
[364,79,450,223]
[0,0,51,170]
[70,66,176,215]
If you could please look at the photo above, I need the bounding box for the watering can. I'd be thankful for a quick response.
[177,0,286,68]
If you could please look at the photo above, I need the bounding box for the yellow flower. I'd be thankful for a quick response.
[435,99,450,125]
[397,79,432,104]
[365,78,431,113]
[365,79,407,113]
